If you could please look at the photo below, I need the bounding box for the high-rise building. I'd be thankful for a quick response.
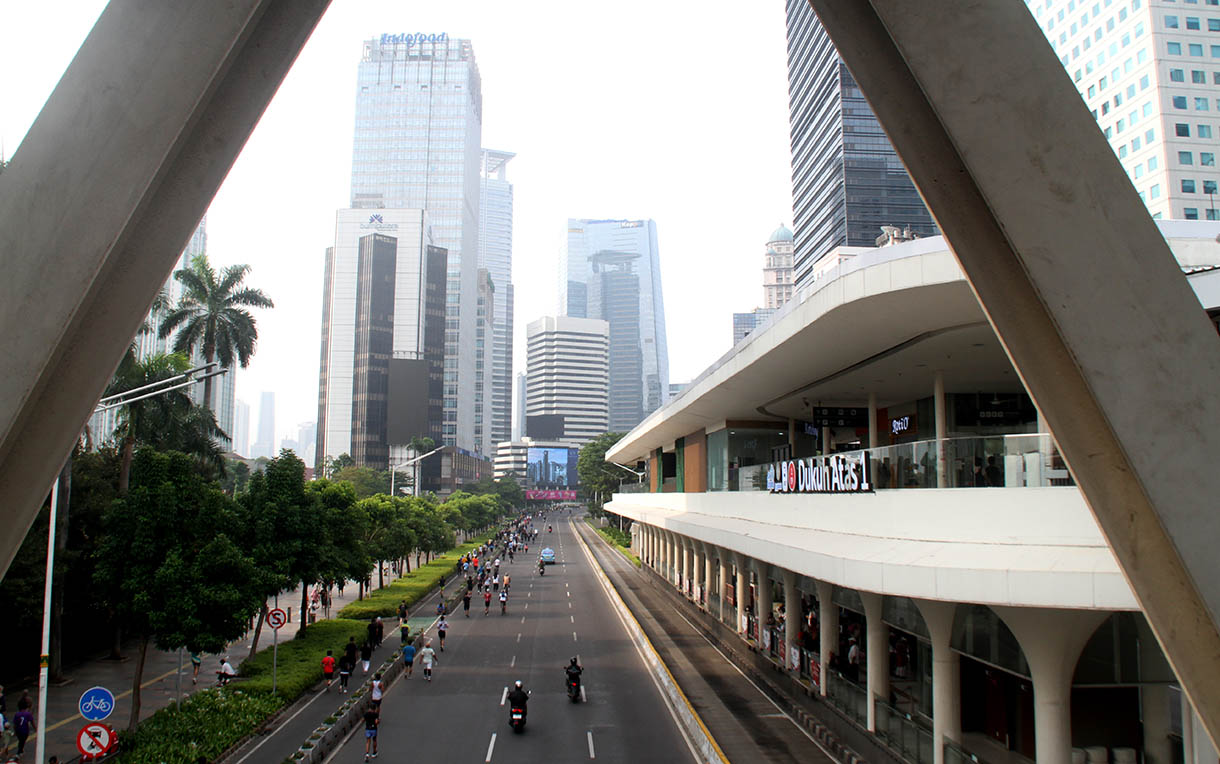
[350,34,483,450]
[473,269,495,455]
[234,399,250,456]
[315,209,446,475]
[561,219,669,432]
[763,224,796,309]
[784,1,938,285]
[1028,1,1219,221]
[512,371,527,441]
[253,391,275,459]
[525,316,609,445]
[479,149,515,453]
[296,421,316,467]
[731,308,776,345]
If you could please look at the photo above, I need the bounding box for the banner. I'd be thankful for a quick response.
[525,489,577,500]
[789,646,801,671]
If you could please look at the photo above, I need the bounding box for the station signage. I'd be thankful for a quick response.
[767,452,874,494]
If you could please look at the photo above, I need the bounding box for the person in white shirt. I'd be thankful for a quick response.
[218,657,236,686]
[418,640,437,682]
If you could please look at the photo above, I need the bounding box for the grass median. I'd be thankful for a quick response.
[338,539,483,621]
[115,687,282,764]
[238,617,372,699]
[586,518,642,567]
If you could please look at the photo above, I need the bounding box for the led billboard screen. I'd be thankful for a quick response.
[526,447,579,489]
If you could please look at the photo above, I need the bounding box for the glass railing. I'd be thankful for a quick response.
[824,671,869,727]
[876,700,935,764]
[725,434,1073,492]
[617,481,649,493]
[944,738,988,764]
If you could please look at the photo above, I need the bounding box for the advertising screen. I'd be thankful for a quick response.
[526,447,579,489]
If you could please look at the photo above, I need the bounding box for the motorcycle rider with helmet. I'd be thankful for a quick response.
[565,656,584,701]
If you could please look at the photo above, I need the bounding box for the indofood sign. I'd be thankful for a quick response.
[381,32,449,47]
[767,452,874,494]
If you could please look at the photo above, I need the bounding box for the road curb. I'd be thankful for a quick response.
[570,518,729,764]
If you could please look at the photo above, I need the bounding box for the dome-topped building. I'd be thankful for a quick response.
[763,223,795,310]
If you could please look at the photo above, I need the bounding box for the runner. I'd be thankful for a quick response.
[360,641,373,674]
[436,616,448,651]
[190,651,202,685]
[370,672,385,711]
[338,653,353,693]
[363,705,379,760]
[462,589,472,617]
[322,650,336,691]
[419,640,437,682]
[483,587,492,615]
[402,641,416,678]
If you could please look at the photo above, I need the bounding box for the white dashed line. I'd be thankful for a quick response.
[521,616,526,623]
[516,633,521,643]
[573,631,578,641]
[587,731,596,758]
[486,733,497,762]
[570,615,575,623]
[510,655,516,668]
[500,687,507,706]
[581,685,587,703]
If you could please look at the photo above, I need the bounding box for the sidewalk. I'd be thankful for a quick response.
[25,570,406,762]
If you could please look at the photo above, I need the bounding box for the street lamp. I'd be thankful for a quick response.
[389,445,444,496]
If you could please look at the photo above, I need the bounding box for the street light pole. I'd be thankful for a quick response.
[35,473,60,764]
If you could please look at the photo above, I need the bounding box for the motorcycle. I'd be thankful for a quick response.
[567,676,581,703]
[538,564,545,576]
[509,706,527,732]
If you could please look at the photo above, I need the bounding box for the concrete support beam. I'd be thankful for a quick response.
[995,607,1109,764]
[736,557,749,635]
[0,0,330,578]
[915,599,962,764]
[933,370,947,488]
[807,0,1220,742]
[868,392,878,450]
[817,580,838,697]
[784,570,801,672]
[703,543,715,612]
[861,592,888,732]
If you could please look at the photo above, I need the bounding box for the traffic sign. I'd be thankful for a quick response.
[76,722,115,756]
[267,607,288,630]
[78,686,115,722]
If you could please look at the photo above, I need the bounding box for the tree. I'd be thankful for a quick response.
[220,458,251,495]
[325,453,355,478]
[108,353,193,495]
[577,432,628,511]
[94,450,262,729]
[158,254,273,411]
[331,466,390,498]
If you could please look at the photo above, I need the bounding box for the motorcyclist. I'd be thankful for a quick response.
[507,680,530,713]
[539,560,546,575]
[565,656,584,689]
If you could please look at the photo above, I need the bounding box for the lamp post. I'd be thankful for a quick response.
[390,445,444,496]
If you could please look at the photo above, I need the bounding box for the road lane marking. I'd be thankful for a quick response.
[486,733,497,761]
[568,602,572,608]
[581,685,587,702]
[571,615,575,623]
[517,633,521,643]
[500,686,507,706]
[567,591,570,597]
[524,603,528,609]
[521,616,526,623]
[511,655,516,668]
[588,731,596,758]
[573,631,578,641]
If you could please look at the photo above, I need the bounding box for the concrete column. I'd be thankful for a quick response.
[994,607,1110,764]
[934,370,947,488]
[822,425,832,455]
[736,558,749,635]
[681,541,691,596]
[704,544,715,611]
[818,580,839,697]
[756,562,774,648]
[868,392,879,450]
[784,570,801,672]
[717,555,727,623]
[915,599,962,764]
[861,591,889,732]
[1141,684,1172,764]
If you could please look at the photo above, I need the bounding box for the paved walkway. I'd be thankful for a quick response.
[23,570,407,762]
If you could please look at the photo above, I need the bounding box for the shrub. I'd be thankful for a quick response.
[239,618,369,699]
[115,687,281,763]
[338,541,481,620]
[588,519,642,567]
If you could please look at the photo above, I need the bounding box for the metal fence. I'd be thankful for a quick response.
[944,738,988,764]
[823,671,869,727]
[875,700,935,764]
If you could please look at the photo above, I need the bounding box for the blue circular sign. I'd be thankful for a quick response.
[79,686,115,722]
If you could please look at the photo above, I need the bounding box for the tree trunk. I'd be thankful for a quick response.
[203,349,216,414]
[377,562,384,590]
[299,582,309,636]
[50,458,71,682]
[247,602,268,661]
[127,634,149,731]
[118,434,136,496]
[403,555,410,573]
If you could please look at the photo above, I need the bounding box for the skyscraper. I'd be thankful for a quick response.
[1028,0,1218,221]
[473,268,495,455]
[253,391,275,459]
[350,34,483,450]
[784,1,938,286]
[561,219,669,433]
[479,149,515,453]
[513,371,527,441]
[763,224,796,309]
[525,316,609,445]
[234,399,250,457]
[315,209,446,473]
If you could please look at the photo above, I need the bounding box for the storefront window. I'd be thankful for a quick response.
[707,429,728,491]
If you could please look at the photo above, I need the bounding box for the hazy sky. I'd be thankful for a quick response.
[1,1,795,447]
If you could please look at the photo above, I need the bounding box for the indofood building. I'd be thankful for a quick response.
[606,221,1220,764]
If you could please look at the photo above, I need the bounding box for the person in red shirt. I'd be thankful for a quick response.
[483,587,492,616]
[322,650,337,691]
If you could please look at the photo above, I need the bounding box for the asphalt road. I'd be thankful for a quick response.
[326,514,697,763]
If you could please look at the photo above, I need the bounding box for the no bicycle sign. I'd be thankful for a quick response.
[76,722,115,757]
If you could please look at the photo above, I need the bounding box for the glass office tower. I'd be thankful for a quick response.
[479,149,515,453]
[561,219,669,432]
[784,1,938,286]
[350,34,483,449]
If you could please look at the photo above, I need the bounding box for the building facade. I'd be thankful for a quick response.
[560,218,669,432]
[784,1,938,285]
[253,391,275,459]
[731,307,775,345]
[479,149,515,453]
[315,209,446,474]
[606,220,1220,764]
[234,399,250,457]
[473,268,496,455]
[350,34,483,450]
[763,224,796,309]
[1029,0,1220,221]
[525,315,609,445]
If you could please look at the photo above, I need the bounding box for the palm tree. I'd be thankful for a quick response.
[109,353,194,495]
[158,254,274,410]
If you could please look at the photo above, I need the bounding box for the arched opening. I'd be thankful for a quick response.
[952,604,1036,760]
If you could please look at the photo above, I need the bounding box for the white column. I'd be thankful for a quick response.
[717,554,727,623]
[861,592,889,732]
[756,562,773,647]
[704,544,714,611]
[868,392,879,450]
[784,570,801,672]
[681,541,691,596]
[915,599,961,764]
[818,580,838,697]
[994,607,1110,764]
[934,370,947,488]
[736,557,749,635]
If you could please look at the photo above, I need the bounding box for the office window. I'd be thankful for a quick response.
[1191,43,1205,55]
[1150,155,1160,170]
[1181,150,1196,164]
[1116,93,1124,106]
[1170,41,1184,54]
[1214,72,1220,84]
[1211,17,1220,29]
[1120,145,1130,158]
[1205,180,1218,194]
[1177,122,1192,135]
[1140,74,1151,89]
[1194,70,1208,83]
[1151,184,1162,198]
[1167,14,1181,26]
[1117,118,1126,132]
[1198,97,1212,109]
[1147,128,1157,142]
[1209,209,1220,219]
[1188,16,1202,28]
[1203,152,1216,165]
[1144,102,1154,116]
[1183,179,1198,192]
[1135,163,1145,178]
[1175,95,1190,108]
[1201,124,1214,137]
[1185,207,1200,218]
[1213,45,1220,56]
[1103,101,1112,115]
[1088,84,1097,98]
[1139,47,1149,63]
[1172,68,1187,81]
[1133,136,1143,150]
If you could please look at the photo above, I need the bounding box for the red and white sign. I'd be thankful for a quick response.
[77,722,115,756]
[267,608,288,630]
[525,489,577,501]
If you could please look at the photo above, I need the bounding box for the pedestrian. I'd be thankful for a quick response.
[493,574,500,592]
[402,641,416,678]
[363,705,379,761]
[397,600,408,623]
[503,573,511,592]
[190,651,202,684]
[483,587,492,615]
[400,622,410,646]
[370,672,385,711]
[367,618,378,649]
[375,616,385,647]
[419,640,437,682]
[12,706,33,756]
[15,692,29,712]
[218,656,236,686]
[462,590,472,617]
[345,636,358,667]
[322,650,336,690]
[360,641,373,674]
[437,616,448,651]
[436,600,446,617]
[338,653,353,693]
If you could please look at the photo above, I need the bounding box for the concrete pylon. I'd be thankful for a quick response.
[0,0,331,578]
[807,0,1220,744]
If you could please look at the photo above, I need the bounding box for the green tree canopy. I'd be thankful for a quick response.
[331,465,390,498]
[577,432,628,511]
